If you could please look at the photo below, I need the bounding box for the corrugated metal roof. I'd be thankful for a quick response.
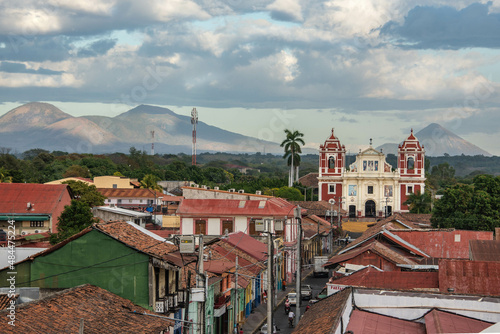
[424,309,493,334]
[225,231,268,262]
[97,188,163,198]
[346,309,426,334]
[392,230,493,259]
[438,259,500,296]
[324,240,418,268]
[469,240,500,262]
[177,198,296,217]
[0,183,70,215]
[331,266,439,291]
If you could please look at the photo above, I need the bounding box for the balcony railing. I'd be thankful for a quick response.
[154,290,187,314]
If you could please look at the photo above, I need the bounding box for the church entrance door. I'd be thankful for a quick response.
[365,200,376,217]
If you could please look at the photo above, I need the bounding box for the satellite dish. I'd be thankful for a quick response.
[329,198,335,204]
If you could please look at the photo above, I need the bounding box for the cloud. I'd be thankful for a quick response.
[0,61,63,75]
[381,2,500,49]
[266,0,303,22]
[76,38,117,57]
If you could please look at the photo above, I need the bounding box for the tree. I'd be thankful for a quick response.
[280,129,305,187]
[62,180,106,207]
[404,191,432,214]
[0,167,12,183]
[63,164,91,178]
[140,174,163,191]
[50,200,99,244]
[431,177,500,231]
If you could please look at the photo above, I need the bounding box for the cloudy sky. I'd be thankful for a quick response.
[0,0,499,155]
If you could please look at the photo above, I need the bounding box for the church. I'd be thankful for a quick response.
[318,129,425,218]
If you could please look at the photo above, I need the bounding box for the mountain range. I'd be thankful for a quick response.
[0,102,492,157]
[376,123,491,157]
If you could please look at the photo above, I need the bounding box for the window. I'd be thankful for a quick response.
[367,186,373,194]
[113,184,118,188]
[117,199,122,204]
[140,199,143,203]
[328,184,336,193]
[195,220,206,235]
[129,199,133,203]
[407,186,413,194]
[30,221,44,227]
[407,157,415,170]
[328,156,335,169]
[107,199,111,203]
[222,219,233,234]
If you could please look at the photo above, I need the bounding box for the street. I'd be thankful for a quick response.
[268,275,329,334]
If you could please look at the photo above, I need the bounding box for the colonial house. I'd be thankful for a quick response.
[0,221,191,317]
[177,196,300,282]
[318,129,426,217]
[0,183,72,235]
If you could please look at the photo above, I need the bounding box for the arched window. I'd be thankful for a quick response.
[328,156,335,169]
[407,157,415,170]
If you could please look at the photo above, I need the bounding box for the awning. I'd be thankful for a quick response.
[214,304,226,317]
[0,215,50,221]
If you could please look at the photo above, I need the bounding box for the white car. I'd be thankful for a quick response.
[301,285,313,300]
[260,324,280,334]
[287,292,297,306]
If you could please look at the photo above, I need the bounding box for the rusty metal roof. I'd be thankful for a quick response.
[438,259,500,296]
[424,309,493,333]
[469,240,500,262]
[177,197,296,217]
[392,230,493,259]
[330,266,439,291]
[346,309,426,334]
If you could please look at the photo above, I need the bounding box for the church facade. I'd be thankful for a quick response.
[318,129,425,218]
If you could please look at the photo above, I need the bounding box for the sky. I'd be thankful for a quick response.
[0,0,499,155]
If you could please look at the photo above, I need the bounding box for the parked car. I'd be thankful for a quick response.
[260,324,280,334]
[287,292,297,306]
[301,285,313,300]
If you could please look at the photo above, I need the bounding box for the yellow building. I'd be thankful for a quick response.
[93,176,140,189]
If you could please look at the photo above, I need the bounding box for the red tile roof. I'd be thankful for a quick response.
[346,309,426,334]
[0,284,173,333]
[438,259,500,296]
[97,188,163,198]
[392,230,493,259]
[297,172,319,188]
[0,294,17,311]
[177,198,296,217]
[0,183,69,214]
[469,240,500,262]
[330,266,439,291]
[424,309,493,334]
[294,287,352,334]
[302,214,334,238]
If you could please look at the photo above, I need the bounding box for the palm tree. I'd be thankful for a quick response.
[140,174,163,192]
[404,191,432,214]
[280,129,305,187]
[0,168,12,183]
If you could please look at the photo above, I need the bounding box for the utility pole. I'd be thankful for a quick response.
[295,206,302,326]
[234,256,239,334]
[191,108,198,166]
[267,220,273,334]
[197,235,205,334]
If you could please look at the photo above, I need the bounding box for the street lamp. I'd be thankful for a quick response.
[328,198,335,227]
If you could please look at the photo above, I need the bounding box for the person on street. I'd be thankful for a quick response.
[288,310,295,327]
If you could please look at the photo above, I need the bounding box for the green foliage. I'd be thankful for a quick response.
[140,174,163,191]
[263,186,303,201]
[50,200,99,244]
[63,164,91,178]
[280,129,305,167]
[431,175,500,231]
[404,191,432,214]
[62,180,106,207]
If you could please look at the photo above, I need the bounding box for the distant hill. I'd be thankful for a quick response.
[376,123,491,157]
[0,103,283,154]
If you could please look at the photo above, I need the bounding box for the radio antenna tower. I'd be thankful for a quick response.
[191,108,198,165]
[150,130,155,155]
